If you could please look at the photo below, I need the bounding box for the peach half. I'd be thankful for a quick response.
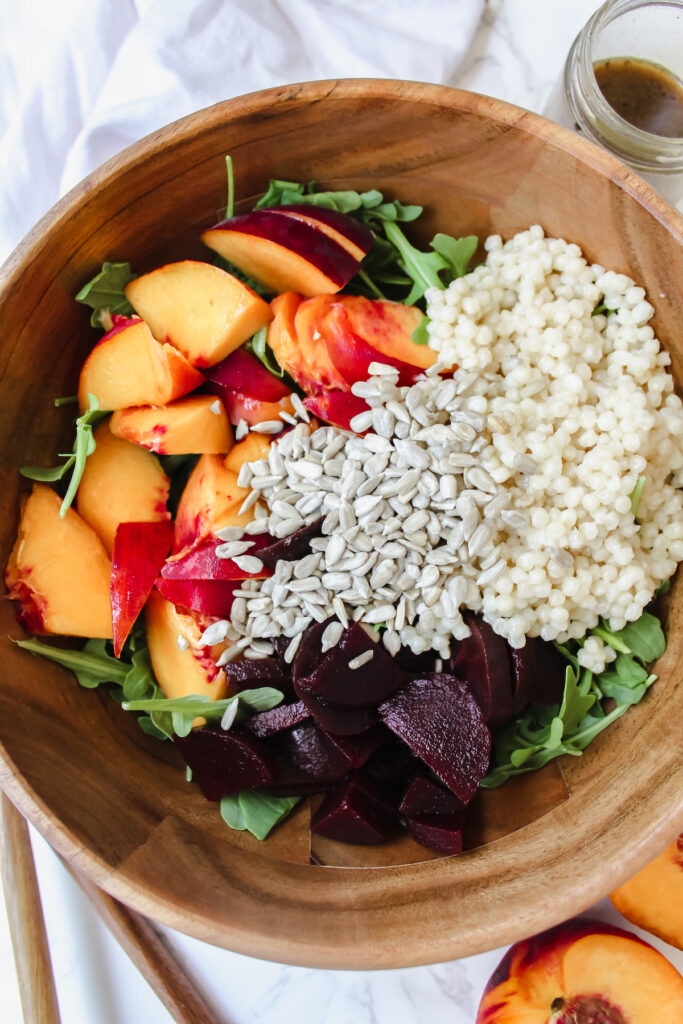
[144,589,228,703]
[5,484,112,638]
[201,211,361,296]
[476,918,683,1023]
[77,317,203,412]
[109,396,232,455]
[125,260,272,368]
[610,834,683,951]
[77,420,170,556]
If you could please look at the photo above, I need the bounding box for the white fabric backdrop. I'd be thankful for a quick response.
[0,0,484,262]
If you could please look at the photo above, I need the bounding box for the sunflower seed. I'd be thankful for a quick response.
[348,650,374,670]
[232,555,264,574]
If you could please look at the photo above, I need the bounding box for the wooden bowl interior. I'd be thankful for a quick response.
[0,81,681,968]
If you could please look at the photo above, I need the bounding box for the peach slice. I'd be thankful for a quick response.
[173,454,254,553]
[476,918,683,1023]
[5,484,112,638]
[610,834,683,950]
[274,205,374,262]
[125,260,272,368]
[144,589,228,702]
[77,420,170,555]
[77,317,203,412]
[326,294,438,370]
[223,391,295,428]
[224,433,272,474]
[201,211,361,297]
[109,396,232,455]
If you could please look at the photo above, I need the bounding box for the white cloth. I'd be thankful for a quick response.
[0,0,484,263]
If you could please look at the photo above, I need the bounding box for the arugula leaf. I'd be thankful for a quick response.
[245,327,284,377]
[654,578,671,597]
[15,636,127,689]
[220,789,300,840]
[611,612,666,662]
[21,395,106,516]
[430,234,478,279]
[76,262,136,329]
[54,395,78,408]
[224,155,235,220]
[592,299,617,316]
[630,475,646,517]
[412,315,431,345]
[123,687,284,737]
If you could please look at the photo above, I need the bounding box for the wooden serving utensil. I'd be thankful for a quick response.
[1,790,225,1024]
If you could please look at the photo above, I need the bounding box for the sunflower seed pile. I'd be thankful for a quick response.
[203,362,535,661]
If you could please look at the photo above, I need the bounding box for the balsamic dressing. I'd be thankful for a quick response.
[594,57,683,138]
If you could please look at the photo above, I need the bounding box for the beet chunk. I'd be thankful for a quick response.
[406,816,465,855]
[174,727,275,800]
[399,776,466,818]
[224,657,294,699]
[268,722,384,794]
[363,736,423,804]
[257,519,324,569]
[293,689,378,736]
[311,774,400,845]
[399,776,467,855]
[245,700,310,738]
[293,621,405,706]
[379,673,491,805]
[450,612,515,727]
[509,636,566,709]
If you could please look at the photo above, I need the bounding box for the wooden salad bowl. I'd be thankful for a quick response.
[0,81,681,969]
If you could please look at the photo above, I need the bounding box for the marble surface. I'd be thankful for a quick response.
[2,1,682,1022]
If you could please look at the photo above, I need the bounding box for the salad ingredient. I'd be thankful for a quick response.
[75,261,136,328]
[399,777,466,854]
[77,420,170,555]
[378,673,491,804]
[302,390,370,431]
[320,300,427,386]
[268,721,385,795]
[125,260,272,368]
[202,210,364,296]
[272,204,375,262]
[271,292,348,392]
[109,395,232,455]
[322,294,435,371]
[475,918,683,1023]
[145,589,228,701]
[154,576,240,618]
[219,390,295,429]
[5,484,112,638]
[77,317,203,412]
[224,433,272,474]
[246,700,310,738]
[110,520,174,656]
[310,774,399,845]
[610,834,683,951]
[203,347,292,404]
[426,226,683,647]
[450,613,514,726]
[219,790,301,841]
[173,455,254,553]
[174,726,276,800]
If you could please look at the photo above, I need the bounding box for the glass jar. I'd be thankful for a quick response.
[544,0,683,212]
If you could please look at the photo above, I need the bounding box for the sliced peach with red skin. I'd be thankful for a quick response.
[223,391,295,427]
[173,454,253,553]
[144,589,228,702]
[269,293,348,394]
[77,420,170,556]
[5,484,112,638]
[77,317,203,412]
[476,918,683,1024]
[303,391,370,431]
[203,347,291,402]
[274,204,374,262]
[328,294,440,370]
[125,260,272,369]
[610,834,683,950]
[201,211,360,296]
[224,433,272,474]
[155,577,240,619]
[320,300,426,386]
[109,395,232,455]
[111,520,174,656]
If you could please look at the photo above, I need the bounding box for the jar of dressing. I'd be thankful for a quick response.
[544,0,683,212]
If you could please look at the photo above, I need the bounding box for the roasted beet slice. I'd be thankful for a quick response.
[509,637,566,710]
[267,721,383,794]
[450,612,515,727]
[393,646,438,676]
[399,776,466,817]
[363,736,423,803]
[379,673,491,805]
[311,773,400,845]
[174,727,275,800]
[293,689,378,736]
[406,815,465,855]
[294,621,405,707]
[224,657,293,696]
[257,519,324,569]
[246,700,310,738]
[323,726,386,768]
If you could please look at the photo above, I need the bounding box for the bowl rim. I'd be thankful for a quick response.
[1,78,682,969]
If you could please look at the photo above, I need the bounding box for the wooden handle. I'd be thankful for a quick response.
[64,863,225,1024]
[0,792,61,1024]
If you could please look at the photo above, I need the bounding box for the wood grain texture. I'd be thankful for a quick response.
[0,793,61,1024]
[0,80,682,969]
[65,863,225,1024]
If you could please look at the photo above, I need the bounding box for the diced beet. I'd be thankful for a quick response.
[224,657,293,696]
[311,774,400,845]
[379,673,491,805]
[293,621,405,707]
[257,519,323,569]
[323,726,386,768]
[509,637,566,710]
[450,612,515,727]
[393,646,438,676]
[406,816,465,855]
[399,776,466,818]
[271,635,291,660]
[246,700,310,738]
[293,689,378,735]
[363,736,423,803]
[267,721,351,794]
[174,727,275,800]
